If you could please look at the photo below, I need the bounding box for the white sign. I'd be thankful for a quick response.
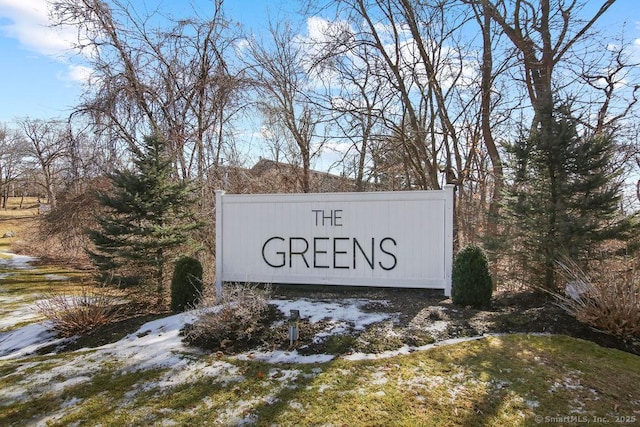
[215,187,454,296]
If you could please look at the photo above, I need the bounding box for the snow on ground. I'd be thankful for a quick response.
[43,274,69,281]
[0,298,398,366]
[0,253,43,330]
[0,304,41,330]
[0,252,37,269]
[270,298,391,327]
[0,295,501,369]
[0,322,62,359]
[0,290,507,419]
[0,296,409,409]
[342,335,500,361]
[0,252,455,368]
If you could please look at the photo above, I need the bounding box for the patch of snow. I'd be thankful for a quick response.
[43,274,69,281]
[0,305,40,330]
[53,376,91,391]
[0,252,37,269]
[526,400,540,409]
[344,335,503,361]
[289,401,303,410]
[214,397,265,426]
[345,345,414,361]
[549,374,583,393]
[148,360,244,390]
[0,321,63,359]
[311,322,351,343]
[236,350,335,364]
[424,320,449,334]
[271,298,394,328]
[316,384,331,393]
[402,374,447,389]
[94,311,200,372]
[269,368,300,382]
[61,396,83,408]
[371,370,388,385]
[0,291,509,384]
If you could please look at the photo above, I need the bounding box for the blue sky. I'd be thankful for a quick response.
[0,0,639,125]
[0,0,296,123]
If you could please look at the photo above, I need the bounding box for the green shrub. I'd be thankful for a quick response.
[451,244,493,308]
[170,256,203,312]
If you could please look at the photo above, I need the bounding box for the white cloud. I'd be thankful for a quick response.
[65,64,93,83]
[294,16,355,88]
[234,38,251,56]
[0,0,77,57]
[305,15,352,44]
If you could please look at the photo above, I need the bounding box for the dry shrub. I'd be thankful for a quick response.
[550,259,640,339]
[183,283,275,353]
[18,179,110,266]
[36,285,124,337]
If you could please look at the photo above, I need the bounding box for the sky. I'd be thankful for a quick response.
[0,0,639,125]
[0,0,296,124]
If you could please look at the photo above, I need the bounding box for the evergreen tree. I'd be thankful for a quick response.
[87,134,200,302]
[502,104,631,290]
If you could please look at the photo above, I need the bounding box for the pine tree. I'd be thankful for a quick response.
[87,134,200,302]
[503,104,631,290]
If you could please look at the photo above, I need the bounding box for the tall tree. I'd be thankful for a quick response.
[472,0,616,129]
[314,39,394,191]
[504,104,631,290]
[50,0,244,182]
[88,134,200,304]
[328,0,473,191]
[0,125,27,209]
[17,118,68,208]
[305,0,507,245]
[245,21,323,193]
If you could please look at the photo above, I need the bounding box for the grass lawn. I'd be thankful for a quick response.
[1,334,638,426]
[0,197,41,252]
[1,198,93,331]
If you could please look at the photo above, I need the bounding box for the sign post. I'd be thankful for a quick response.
[215,189,224,301]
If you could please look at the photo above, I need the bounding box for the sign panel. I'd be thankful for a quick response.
[215,188,453,296]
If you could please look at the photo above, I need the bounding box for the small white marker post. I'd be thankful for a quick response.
[289,309,300,346]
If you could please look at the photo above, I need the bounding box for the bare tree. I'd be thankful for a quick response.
[305,0,511,248]
[469,0,616,129]
[0,124,28,209]
[307,0,493,196]
[50,0,245,183]
[309,22,398,191]
[17,118,68,208]
[245,21,324,193]
[572,33,640,147]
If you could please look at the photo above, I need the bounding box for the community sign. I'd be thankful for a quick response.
[215,187,454,296]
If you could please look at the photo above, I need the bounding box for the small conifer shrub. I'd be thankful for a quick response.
[170,256,203,312]
[451,244,493,308]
